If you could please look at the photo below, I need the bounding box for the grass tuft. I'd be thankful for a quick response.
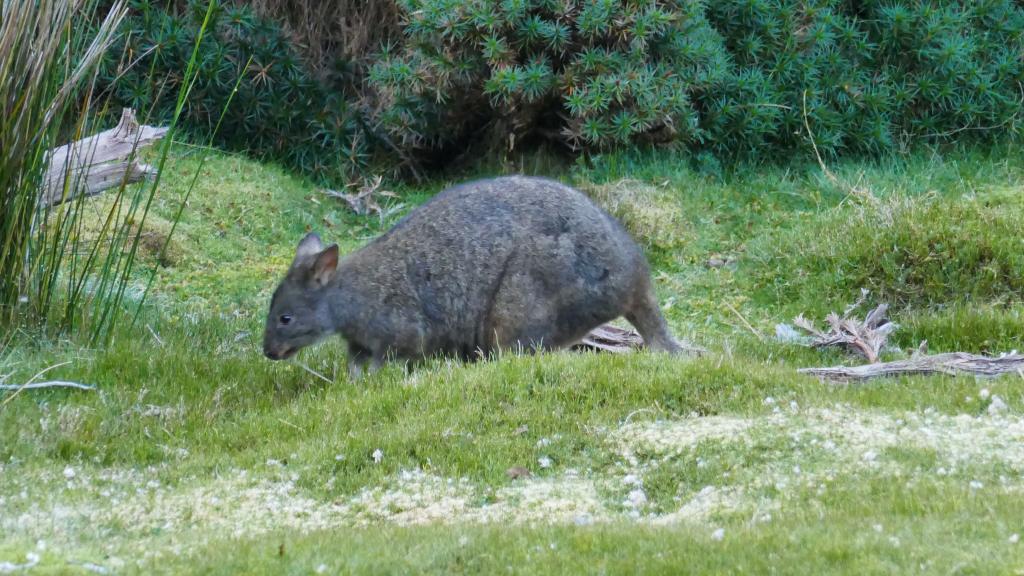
[747,191,1024,315]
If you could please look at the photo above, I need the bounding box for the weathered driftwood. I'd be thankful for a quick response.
[40,108,168,207]
[800,352,1024,383]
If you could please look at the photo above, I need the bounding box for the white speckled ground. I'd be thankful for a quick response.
[3,403,1023,561]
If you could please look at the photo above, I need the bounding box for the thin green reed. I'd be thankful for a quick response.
[132,54,253,329]
[95,1,222,344]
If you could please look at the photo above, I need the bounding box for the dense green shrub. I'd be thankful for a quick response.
[100,1,1024,180]
[864,0,1024,142]
[703,1,870,157]
[371,0,1024,167]
[706,0,1024,158]
[369,0,730,156]
[99,0,369,183]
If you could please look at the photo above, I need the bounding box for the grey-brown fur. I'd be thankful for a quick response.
[263,176,683,377]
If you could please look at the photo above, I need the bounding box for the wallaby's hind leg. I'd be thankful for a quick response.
[487,270,570,353]
[625,279,683,354]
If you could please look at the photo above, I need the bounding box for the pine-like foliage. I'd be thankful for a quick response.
[98,0,369,183]
[706,0,1024,158]
[864,1,1024,144]
[369,0,730,154]
[372,0,1024,165]
[100,1,1024,179]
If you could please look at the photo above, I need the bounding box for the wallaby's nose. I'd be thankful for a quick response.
[264,344,295,360]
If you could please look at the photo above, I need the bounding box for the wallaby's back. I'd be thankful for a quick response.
[340,176,676,357]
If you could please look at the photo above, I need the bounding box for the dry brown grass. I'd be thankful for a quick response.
[583,179,688,252]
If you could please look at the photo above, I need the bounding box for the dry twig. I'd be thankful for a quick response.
[786,291,894,363]
[0,381,95,391]
[323,176,404,220]
[296,361,333,385]
[801,90,876,205]
[724,301,764,341]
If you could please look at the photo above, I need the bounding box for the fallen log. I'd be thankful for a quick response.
[40,108,168,207]
[799,352,1024,383]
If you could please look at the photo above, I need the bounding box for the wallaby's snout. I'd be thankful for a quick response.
[262,319,298,360]
[263,343,296,361]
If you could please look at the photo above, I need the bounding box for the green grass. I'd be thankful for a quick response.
[3,143,1024,573]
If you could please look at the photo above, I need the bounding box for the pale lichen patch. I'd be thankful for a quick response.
[4,405,1024,562]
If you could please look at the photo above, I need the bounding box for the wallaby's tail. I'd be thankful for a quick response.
[625,277,692,355]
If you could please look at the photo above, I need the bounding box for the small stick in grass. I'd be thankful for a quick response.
[724,301,763,341]
[277,418,306,432]
[296,361,334,385]
[147,324,164,346]
[0,381,95,391]
[0,361,78,407]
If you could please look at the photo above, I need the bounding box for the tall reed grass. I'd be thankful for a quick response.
[1,1,218,344]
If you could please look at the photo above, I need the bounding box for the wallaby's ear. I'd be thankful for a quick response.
[310,244,339,288]
[294,232,324,262]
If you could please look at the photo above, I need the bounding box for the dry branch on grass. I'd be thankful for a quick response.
[784,291,894,363]
[0,381,96,391]
[799,352,1024,383]
[40,108,168,207]
[575,324,645,353]
[323,176,405,219]
[786,291,1024,383]
[0,380,95,409]
[0,362,93,407]
[574,324,705,355]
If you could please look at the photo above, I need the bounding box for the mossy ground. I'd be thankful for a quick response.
[2,143,1024,573]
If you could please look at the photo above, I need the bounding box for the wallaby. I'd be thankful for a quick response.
[263,176,686,379]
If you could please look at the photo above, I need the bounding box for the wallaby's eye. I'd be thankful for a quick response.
[279,314,293,326]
